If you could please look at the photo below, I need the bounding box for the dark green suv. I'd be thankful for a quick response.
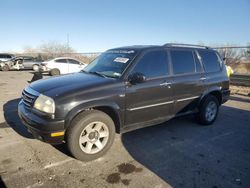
[18,43,230,161]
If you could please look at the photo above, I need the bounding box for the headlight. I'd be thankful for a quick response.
[34,94,55,114]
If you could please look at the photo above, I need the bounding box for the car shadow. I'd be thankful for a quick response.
[0,176,6,188]
[229,95,250,103]
[2,98,33,139]
[121,105,250,188]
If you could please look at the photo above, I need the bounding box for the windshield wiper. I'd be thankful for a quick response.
[89,71,107,78]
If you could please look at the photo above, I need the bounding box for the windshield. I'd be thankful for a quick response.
[84,50,137,78]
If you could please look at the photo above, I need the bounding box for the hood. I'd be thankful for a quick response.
[29,72,115,97]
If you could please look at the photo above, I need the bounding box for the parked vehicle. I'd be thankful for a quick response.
[21,56,42,71]
[0,53,16,71]
[0,56,23,71]
[39,57,87,75]
[0,53,15,62]
[0,56,42,71]
[18,43,230,161]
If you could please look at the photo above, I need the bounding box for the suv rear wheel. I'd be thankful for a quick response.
[196,95,219,125]
[66,110,115,161]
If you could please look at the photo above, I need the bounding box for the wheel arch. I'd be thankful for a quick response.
[199,87,222,106]
[64,102,122,133]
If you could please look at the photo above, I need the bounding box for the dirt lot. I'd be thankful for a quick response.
[0,71,250,188]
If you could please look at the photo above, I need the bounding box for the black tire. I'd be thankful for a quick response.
[196,95,219,125]
[50,69,60,76]
[66,110,115,161]
[1,65,9,71]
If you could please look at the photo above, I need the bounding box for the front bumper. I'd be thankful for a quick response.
[222,89,230,104]
[18,100,65,144]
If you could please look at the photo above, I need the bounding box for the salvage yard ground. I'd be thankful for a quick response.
[0,71,250,188]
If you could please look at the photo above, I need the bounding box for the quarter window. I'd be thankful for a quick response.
[171,50,195,74]
[131,50,169,78]
[198,50,221,72]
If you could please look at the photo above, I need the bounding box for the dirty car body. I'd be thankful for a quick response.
[18,44,230,160]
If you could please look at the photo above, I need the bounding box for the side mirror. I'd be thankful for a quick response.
[128,72,146,84]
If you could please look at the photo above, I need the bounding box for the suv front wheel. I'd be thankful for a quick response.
[66,110,115,161]
[196,95,219,125]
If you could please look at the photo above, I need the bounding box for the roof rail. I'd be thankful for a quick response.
[163,43,211,49]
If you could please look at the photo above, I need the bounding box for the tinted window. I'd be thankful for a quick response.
[198,50,221,72]
[55,59,67,63]
[131,50,169,78]
[68,59,80,65]
[171,50,195,74]
[85,50,137,78]
[24,57,33,61]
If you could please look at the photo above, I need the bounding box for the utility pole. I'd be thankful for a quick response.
[67,33,70,54]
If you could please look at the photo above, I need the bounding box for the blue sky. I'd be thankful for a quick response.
[0,0,250,52]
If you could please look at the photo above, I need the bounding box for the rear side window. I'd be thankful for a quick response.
[0,54,10,58]
[198,50,221,72]
[170,50,195,74]
[55,59,67,63]
[131,50,169,78]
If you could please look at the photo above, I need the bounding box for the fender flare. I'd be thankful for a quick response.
[64,100,122,131]
[199,86,222,105]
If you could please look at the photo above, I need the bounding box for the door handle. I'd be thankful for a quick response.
[160,82,171,88]
[200,77,206,81]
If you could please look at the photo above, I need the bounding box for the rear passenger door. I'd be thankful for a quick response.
[170,49,205,114]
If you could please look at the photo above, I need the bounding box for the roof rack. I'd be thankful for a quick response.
[163,43,211,49]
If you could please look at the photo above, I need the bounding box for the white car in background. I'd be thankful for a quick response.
[40,57,87,76]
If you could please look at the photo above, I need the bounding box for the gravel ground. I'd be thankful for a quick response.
[0,70,250,188]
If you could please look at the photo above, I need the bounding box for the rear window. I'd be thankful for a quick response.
[198,50,221,72]
[170,50,195,74]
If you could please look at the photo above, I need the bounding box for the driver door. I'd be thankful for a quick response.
[125,49,174,126]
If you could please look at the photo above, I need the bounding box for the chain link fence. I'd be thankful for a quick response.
[15,52,101,64]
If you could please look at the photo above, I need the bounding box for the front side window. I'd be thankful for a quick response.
[171,50,196,74]
[84,50,137,78]
[198,50,221,72]
[131,50,169,78]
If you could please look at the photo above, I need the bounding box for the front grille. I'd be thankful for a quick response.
[22,89,38,110]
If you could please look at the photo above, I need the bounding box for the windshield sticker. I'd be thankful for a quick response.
[114,57,129,63]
